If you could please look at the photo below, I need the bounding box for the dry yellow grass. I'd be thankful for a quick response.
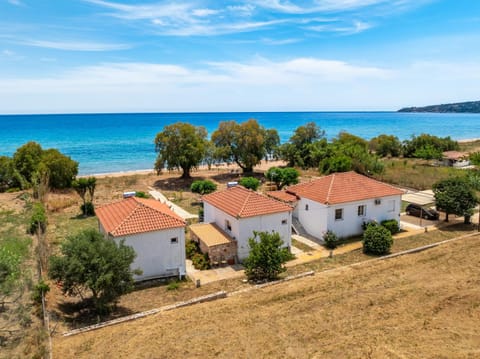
[53,235,480,358]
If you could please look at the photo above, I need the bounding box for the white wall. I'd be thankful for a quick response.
[237,212,292,261]
[327,195,401,238]
[204,201,292,261]
[296,195,401,239]
[113,227,186,281]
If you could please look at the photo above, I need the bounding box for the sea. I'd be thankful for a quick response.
[1,112,479,175]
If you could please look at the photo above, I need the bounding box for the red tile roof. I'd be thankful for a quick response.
[286,172,403,205]
[267,190,298,203]
[202,186,292,218]
[96,197,185,237]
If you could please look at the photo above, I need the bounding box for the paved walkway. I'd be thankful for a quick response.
[148,187,198,220]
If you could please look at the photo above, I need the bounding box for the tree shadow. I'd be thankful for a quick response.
[152,176,205,191]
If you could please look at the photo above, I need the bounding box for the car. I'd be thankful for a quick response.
[405,203,440,220]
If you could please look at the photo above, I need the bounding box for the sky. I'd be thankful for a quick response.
[1,0,480,114]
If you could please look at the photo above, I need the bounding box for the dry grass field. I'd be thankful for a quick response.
[53,235,480,358]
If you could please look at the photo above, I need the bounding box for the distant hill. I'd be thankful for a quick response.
[398,100,480,113]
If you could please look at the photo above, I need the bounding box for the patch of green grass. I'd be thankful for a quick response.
[291,238,314,252]
[48,213,97,246]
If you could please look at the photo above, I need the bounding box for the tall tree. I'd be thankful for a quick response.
[433,177,478,222]
[154,122,208,178]
[41,148,78,189]
[264,128,280,161]
[12,141,43,184]
[49,229,140,312]
[212,119,268,173]
[279,122,325,168]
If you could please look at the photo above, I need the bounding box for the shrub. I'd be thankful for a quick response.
[192,252,210,270]
[166,280,180,291]
[363,225,393,255]
[381,219,400,235]
[29,203,47,235]
[323,230,339,249]
[361,220,378,231]
[239,177,260,191]
[135,191,149,198]
[191,180,217,195]
[32,280,50,304]
[185,240,199,259]
[80,201,95,216]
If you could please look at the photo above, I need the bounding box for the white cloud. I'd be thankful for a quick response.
[193,8,220,17]
[22,39,131,51]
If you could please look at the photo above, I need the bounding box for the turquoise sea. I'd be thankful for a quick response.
[1,112,479,175]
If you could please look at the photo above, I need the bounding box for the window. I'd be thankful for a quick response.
[305,204,309,211]
[335,208,343,221]
[225,219,232,232]
[170,237,178,244]
[374,199,381,205]
[358,205,366,217]
[281,219,287,225]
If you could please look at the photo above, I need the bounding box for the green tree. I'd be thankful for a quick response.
[72,178,89,212]
[212,119,268,173]
[369,134,402,157]
[264,128,280,161]
[190,180,217,195]
[265,167,299,189]
[154,122,208,178]
[403,134,458,158]
[363,224,393,255]
[0,156,25,192]
[239,176,260,191]
[279,122,325,168]
[12,141,43,184]
[49,229,140,312]
[243,231,292,282]
[40,148,78,189]
[433,177,478,222]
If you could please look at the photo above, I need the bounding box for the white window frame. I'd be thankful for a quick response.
[358,205,366,217]
[335,208,343,221]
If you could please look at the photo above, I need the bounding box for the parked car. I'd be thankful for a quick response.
[405,203,440,220]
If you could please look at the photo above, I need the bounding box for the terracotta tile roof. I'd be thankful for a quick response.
[189,223,234,247]
[202,186,292,218]
[96,197,185,237]
[442,151,468,160]
[267,190,298,203]
[286,171,403,205]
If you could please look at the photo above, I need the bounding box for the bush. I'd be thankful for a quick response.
[135,191,149,198]
[363,225,393,255]
[29,203,47,235]
[361,220,378,231]
[323,230,339,249]
[80,201,95,216]
[244,231,291,282]
[32,280,50,304]
[166,280,180,291]
[239,177,260,191]
[381,219,400,235]
[185,240,199,259]
[192,252,210,270]
[191,180,217,195]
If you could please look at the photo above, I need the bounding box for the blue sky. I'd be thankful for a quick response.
[1,0,480,113]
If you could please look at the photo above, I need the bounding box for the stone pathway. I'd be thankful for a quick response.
[148,187,198,220]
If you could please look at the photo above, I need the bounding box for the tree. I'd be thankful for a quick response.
[279,122,325,168]
[190,180,217,195]
[73,177,97,216]
[211,119,268,173]
[433,177,478,222]
[0,156,24,192]
[154,122,207,178]
[264,129,280,161]
[49,229,140,312]
[40,148,78,189]
[243,231,292,282]
[239,177,260,191]
[265,167,299,189]
[403,134,459,158]
[363,224,393,255]
[12,141,43,184]
[369,134,402,157]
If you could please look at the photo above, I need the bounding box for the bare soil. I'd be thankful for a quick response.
[53,235,480,358]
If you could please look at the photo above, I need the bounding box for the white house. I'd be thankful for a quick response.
[202,186,293,261]
[269,171,403,239]
[96,196,186,281]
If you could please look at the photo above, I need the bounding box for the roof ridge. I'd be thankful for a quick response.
[111,198,138,235]
[134,197,185,224]
[238,187,252,217]
[325,173,336,205]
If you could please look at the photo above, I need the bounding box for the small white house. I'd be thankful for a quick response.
[269,171,404,239]
[96,196,186,281]
[202,186,293,261]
